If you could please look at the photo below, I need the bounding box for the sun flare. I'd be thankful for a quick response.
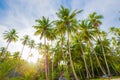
[27,53,43,63]
[21,49,42,63]
[27,55,38,63]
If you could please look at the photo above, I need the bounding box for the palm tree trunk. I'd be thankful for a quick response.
[6,41,10,52]
[79,41,91,79]
[61,35,69,74]
[87,41,94,78]
[13,44,25,76]
[44,36,49,80]
[13,44,26,77]
[52,57,54,80]
[51,41,54,80]
[83,55,90,79]
[101,44,111,77]
[46,54,49,79]
[27,48,32,60]
[79,70,83,80]
[20,44,25,58]
[94,63,100,77]
[82,69,86,80]
[6,41,10,50]
[111,60,120,74]
[3,41,10,59]
[68,31,79,80]
[62,52,69,73]
[88,40,106,75]
[88,50,94,78]
[97,30,111,77]
[110,63,118,75]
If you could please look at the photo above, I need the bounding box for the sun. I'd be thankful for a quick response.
[28,54,43,64]
[21,49,42,63]
[27,53,42,63]
[27,54,38,63]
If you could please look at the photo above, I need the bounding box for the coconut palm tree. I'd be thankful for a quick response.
[34,16,53,80]
[71,35,91,79]
[55,17,69,74]
[47,29,57,80]
[13,51,20,59]
[20,35,30,58]
[77,20,94,78]
[3,29,18,59]
[0,47,6,58]
[55,6,83,80]
[78,20,107,78]
[110,27,120,57]
[88,12,111,77]
[27,39,35,60]
[36,43,44,56]
[47,28,56,44]
[13,35,29,77]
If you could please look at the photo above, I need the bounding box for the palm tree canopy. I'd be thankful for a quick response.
[28,40,35,49]
[21,35,30,45]
[0,47,6,56]
[36,43,43,52]
[13,51,20,59]
[110,27,120,36]
[78,20,96,41]
[88,12,103,28]
[47,28,56,41]
[3,29,19,43]
[56,6,83,34]
[34,16,53,39]
[0,47,6,53]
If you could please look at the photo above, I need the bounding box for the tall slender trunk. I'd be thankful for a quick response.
[87,41,94,78]
[6,41,10,50]
[51,41,54,80]
[94,63,100,77]
[88,40,106,75]
[79,41,91,79]
[52,56,54,80]
[88,50,94,78]
[27,48,32,60]
[62,52,69,73]
[79,70,83,80]
[13,44,25,76]
[61,35,69,74]
[46,54,49,79]
[101,43,111,77]
[20,44,25,58]
[111,60,120,74]
[3,41,11,59]
[82,55,90,79]
[13,45,25,76]
[82,69,86,80]
[44,36,49,80]
[110,63,118,75]
[97,30,111,77]
[68,31,79,80]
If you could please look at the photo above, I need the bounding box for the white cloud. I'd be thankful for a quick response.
[71,0,120,31]
[0,0,61,61]
[0,24,7,47]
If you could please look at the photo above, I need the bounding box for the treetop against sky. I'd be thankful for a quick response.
[0,0,120,61]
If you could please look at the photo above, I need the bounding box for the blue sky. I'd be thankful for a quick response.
[0,0,119,31]
[0,0,120,61]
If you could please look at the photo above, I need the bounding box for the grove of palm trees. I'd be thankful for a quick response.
[0,6,120,80]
